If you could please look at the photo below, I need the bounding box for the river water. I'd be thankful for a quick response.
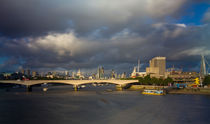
[0,85,210,124]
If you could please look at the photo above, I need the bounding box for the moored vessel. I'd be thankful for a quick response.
[142,89,165,95]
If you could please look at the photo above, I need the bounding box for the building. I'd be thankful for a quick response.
[131,59,147,78]
[71,72,75,78]
[20,69,25,75]
[26,69,31,77]
[167,69,198,83]
[76,69,84,79]
[64,71,69,76]
[96,66,105,79]
[121,72,127,78]
[146,57,166,78]
[110,69,116,79]
[32,71,38,77]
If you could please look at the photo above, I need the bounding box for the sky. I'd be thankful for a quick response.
[0,0,210,73]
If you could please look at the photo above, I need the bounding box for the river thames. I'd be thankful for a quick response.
[0,85,210,124]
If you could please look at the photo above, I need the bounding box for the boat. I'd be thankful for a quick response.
[142,89,165,95]
[81,85,86,88]
[43,88,48,92]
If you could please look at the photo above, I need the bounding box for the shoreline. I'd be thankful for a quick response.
[128,85,210,95]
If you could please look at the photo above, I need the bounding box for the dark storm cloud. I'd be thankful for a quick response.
[0,0,210,72]
[1,23,210,72]
[0,0,190,37]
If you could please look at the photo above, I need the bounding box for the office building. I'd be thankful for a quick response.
[146,57,166,78]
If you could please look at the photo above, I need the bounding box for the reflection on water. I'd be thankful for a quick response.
[0,85,210,124]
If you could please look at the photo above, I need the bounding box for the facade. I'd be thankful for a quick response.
[131,66,147,78]
[167,70,198,83]
[20,69,25,75]
[32,71,38,77]
[146,57,166,78]
[26,69,31,77]
[110,69,116,79]
[76,69,84,79]
[121,72,127,78]
[96,66,105,79]
[64,71,69,76]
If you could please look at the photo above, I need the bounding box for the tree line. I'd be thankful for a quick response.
[122,75,173,86]
[203,75,210,86]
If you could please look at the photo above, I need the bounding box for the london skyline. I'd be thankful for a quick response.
[0,0,210,72]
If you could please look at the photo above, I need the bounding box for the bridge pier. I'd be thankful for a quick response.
[116,84,123,91]
[74,85,78,91]
[26,85,32,92]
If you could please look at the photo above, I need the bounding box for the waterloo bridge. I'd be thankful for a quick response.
[0,80,138,91]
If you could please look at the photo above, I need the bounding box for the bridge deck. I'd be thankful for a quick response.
[0,80,139,86]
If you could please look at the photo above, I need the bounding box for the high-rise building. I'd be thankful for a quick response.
[72,72,75,78]
[110,69,116,79]
[64,71,69,76]
[146,57,166,78]
[32,71,38,77]
[200,55,207,78]
[96,66,105,79]
[20,69,25,75]
[26,69,31,77]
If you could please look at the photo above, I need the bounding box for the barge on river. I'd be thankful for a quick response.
[142,89,165,95]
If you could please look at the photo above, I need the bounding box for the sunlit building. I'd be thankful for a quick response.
[96,66,104,79]
[146,57,166,78]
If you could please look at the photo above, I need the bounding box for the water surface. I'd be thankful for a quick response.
[0,85,210,124]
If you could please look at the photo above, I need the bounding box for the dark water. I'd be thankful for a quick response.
[0,85,210,124]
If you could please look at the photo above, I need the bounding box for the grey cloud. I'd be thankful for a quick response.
[1,23,210,72]
[0,0,190,38]
[0,0,210,72]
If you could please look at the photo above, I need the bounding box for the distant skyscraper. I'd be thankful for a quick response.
[146,57,166,78]
[72,72,75,78]
[32,71,38,77]
[20,69,25,75]
[200,55,207,78]
[96,66,105,79]
[64,71,69,76]
[110,69,116,79]
[26,69,31,77]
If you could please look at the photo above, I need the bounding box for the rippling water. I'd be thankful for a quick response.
[0,85,210,124]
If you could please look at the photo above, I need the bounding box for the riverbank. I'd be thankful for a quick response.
[168,88,210,95]
[128,85,210,95]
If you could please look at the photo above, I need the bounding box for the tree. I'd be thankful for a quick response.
[137,77,144,85]
[151,77,158,85]
[203,76,210,86]
[143,75,151,85]
[163,77,173,86]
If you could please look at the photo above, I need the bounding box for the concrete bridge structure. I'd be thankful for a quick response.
[0,80,138,91]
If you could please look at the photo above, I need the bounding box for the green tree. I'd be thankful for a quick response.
[203,76,210,85]
[163,77,173,86]
[151,77,158,85]
[137,77,144,85]
[143,75,151,85]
